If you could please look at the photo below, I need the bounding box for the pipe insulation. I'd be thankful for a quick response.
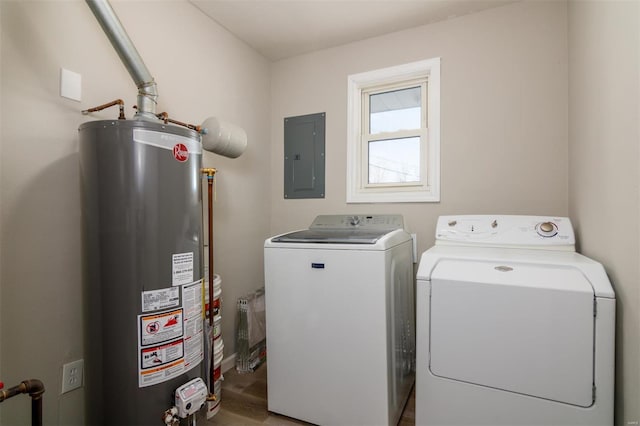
[85,0,158,119]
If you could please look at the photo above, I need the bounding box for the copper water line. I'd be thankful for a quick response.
[0,379,45,426]
[81,99,125,120]
[156,112,202,133]
[202,168,217,326]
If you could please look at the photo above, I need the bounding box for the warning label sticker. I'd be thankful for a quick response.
[172,252,194,286]
[137,280,204,388]
[139,357,185,387]
[140,309,183,346]
[141,339,184,369]
[142,287,180,312]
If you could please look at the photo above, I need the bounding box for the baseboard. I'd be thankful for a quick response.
[222,352,236,373]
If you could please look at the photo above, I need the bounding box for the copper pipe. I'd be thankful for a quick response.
[82,99,125,119]
[157,112,202,133]
[201,168,217,326]
[0,379,45,426]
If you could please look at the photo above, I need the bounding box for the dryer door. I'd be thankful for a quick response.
[430,259,595,407]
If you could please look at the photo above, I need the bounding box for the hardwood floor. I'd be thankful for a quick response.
[204,363,415,425]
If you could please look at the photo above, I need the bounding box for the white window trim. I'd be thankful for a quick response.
[347,58,441,203]
[362,80,427,189]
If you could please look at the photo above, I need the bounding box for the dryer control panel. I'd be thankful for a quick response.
[435,215,575,250]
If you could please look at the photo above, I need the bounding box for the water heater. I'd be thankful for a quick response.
[79,119,205,424]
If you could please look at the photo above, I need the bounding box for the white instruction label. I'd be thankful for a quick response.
[142,287,180,312]
[172,252,194,286]
[182,281,204,371]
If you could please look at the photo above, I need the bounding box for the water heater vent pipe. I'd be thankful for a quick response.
[85,0,158,120]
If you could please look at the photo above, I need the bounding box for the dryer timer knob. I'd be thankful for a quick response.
[537,221,558,237]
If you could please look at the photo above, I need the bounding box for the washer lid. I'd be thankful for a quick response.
[271,229,389,244]
[429,259,595,407]
[271,214,405,244]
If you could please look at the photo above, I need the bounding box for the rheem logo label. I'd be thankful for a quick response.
[173,143,189,162]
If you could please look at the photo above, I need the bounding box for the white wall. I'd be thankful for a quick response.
[568,1,640,424]
[270,0,568,257]
[0,1,270,424]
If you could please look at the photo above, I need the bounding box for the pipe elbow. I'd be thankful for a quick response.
[21,379,45,399]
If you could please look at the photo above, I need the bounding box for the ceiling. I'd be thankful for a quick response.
[190,0,516,61]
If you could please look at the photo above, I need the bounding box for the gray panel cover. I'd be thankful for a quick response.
[284,113,325,199]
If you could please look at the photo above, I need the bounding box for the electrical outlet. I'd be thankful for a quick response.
[61,359,84,394]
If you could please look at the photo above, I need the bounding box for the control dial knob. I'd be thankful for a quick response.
[349,216,360,226]
[536,221,558,237]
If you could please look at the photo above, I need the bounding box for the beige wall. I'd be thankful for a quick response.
[568,1,640,424]
[0,1,270,424]
[0,0,3,401]
[2,0,638,424]
[270,0,569,256]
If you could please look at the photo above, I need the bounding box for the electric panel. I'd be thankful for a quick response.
[284,112,325,199]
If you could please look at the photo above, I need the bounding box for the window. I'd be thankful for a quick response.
[347,58,440,203]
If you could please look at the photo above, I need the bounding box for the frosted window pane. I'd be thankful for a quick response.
[370,87,421,134]
[368,137,420,184]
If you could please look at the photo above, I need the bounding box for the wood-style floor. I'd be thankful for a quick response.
[204,363,415,425]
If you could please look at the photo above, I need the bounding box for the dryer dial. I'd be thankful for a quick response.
[536,221,558,237]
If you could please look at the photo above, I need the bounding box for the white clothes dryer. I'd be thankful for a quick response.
[265,214,415,426]
[416,215,615,426]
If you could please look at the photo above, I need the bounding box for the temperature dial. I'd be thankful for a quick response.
[349,216,360,226]
[536,221,558,238]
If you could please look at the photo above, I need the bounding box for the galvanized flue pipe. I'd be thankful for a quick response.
[85,0,158,120]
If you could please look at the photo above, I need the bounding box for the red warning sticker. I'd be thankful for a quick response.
[140,309,183,346]
[173,143,189,162]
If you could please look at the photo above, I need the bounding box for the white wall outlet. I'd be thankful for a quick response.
[60,68,82,102]
[61,359,84,394]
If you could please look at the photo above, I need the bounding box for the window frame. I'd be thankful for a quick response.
[347,58,441,203]
[362,79,427,188]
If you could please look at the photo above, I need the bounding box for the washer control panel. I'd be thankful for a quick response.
[310,214,404,230]
[435,215,575,249]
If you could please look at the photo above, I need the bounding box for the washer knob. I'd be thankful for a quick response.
[537,221,558,237]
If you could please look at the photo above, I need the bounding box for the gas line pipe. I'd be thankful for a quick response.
[202,168,217,326]
[0,379,45,426]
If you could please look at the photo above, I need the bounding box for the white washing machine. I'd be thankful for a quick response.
[416,215,615,426]
[264,214,415,425]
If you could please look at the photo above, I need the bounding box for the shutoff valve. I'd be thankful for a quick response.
[174,377,208,418]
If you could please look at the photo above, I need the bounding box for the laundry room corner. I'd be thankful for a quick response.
[568,1,640,424]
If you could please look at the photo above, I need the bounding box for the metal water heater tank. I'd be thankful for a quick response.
[79,119,205,425]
